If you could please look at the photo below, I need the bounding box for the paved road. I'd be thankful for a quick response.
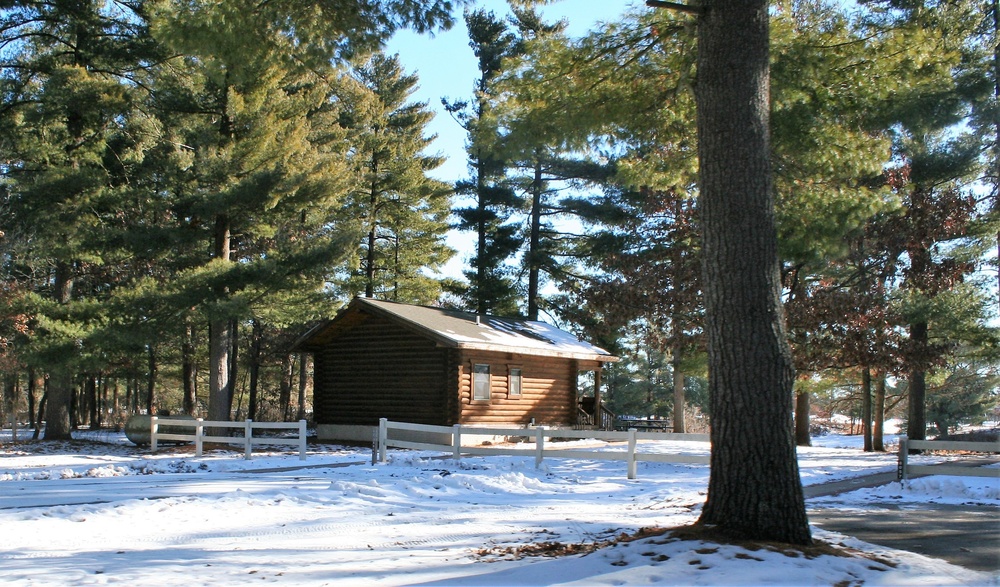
[804,462,1000,573]
[809,503,1000,572]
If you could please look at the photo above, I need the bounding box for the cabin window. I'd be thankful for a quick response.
[508,367,522,398]
[473,364,491,401]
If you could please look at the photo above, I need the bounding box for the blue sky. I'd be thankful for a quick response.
[384,1,643,281]
[386,0,642,184]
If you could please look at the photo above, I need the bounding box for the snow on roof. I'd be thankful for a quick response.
[355,298,618,362]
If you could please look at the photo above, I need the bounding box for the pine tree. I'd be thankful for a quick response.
[693,0,811,544]
[0,0,160,439]
[445,9,524,317]
[338,53,453,304]
[145,1,457,422]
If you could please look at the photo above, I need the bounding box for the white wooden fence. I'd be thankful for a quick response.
[375,418,710,480]
[151,417,308,461]
[897,436,1000,481]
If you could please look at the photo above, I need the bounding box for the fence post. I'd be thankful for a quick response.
[244,419,253,460]
[534,426,545,468]
[627,428,638,480]
[195,418,204,457]
[453,424,462,461]
[897,435,909,481]
[150,416,159,452]
[378,418,388,463]
[298,420,307,460]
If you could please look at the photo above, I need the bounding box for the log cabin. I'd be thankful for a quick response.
[293,297,619,442]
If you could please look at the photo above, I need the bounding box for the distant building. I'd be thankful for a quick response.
[294,297,618,442]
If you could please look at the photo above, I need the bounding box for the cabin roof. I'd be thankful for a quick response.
[295,297,618,363]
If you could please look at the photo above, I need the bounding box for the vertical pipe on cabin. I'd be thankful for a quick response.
[150,416,159,452]
[534,426,545,468]
[298,420,307,460]
[378,418,388,463]
[453,424,462,461]
[244,419,253,460]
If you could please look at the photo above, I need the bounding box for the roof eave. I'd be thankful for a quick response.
[454,342,619,363]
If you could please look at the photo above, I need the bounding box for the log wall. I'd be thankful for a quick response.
[456,350,578,427]
[312,314,451,426]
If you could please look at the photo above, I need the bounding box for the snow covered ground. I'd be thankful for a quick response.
[0,426,997,587]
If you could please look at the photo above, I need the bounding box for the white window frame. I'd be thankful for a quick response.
[508,366,522,399]
[473,363,491,401]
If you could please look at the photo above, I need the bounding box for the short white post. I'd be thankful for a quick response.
[534,426,545,468]
[150,416,159,452]
[378,418,388,463]
[453,424,462,461]
[627,428,638,480]
[298,420,307,460]
[898,435,909,481]
[195,418,204,457]
[244,419,253,460]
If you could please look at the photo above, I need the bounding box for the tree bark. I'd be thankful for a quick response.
[527,157,543,321]
[208,214,232,423]
[365,171,379,298]
[146,346,157,416]
[672,338,686,433]
[86,375,99,429]
[297,353,308,421]
[248,320,263,421]
[33,391,46,440]
[861,367,873,452]
[694,0,810,544]
[279,353,294,421]
[44,262,75,440]
[795,391,811,447]
[907,321,928,442]
[182,319,197,416]
[27,369,37,430]
[873,371,886,451]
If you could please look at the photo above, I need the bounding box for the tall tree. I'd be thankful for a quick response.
[148,0,457,423]
[855,0,994,442]
[445,9,524,317]
[0,0,159,439]
[693,0,811,543]
[339,53,453,304]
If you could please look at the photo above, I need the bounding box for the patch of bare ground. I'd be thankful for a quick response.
[476,527,669,561]
[476,523,898,572]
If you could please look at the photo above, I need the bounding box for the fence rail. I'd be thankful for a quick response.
[151,417,307,461]
[375,418,710,480]
[897,436,1000,481]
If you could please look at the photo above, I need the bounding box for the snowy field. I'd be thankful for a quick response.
[0,426,997,587]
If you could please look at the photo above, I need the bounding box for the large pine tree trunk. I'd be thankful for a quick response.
[795,391,811,447]
[44,262,75,440]
[694,0,810,544]
[208,215,232,423]
[907,321,928,442]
